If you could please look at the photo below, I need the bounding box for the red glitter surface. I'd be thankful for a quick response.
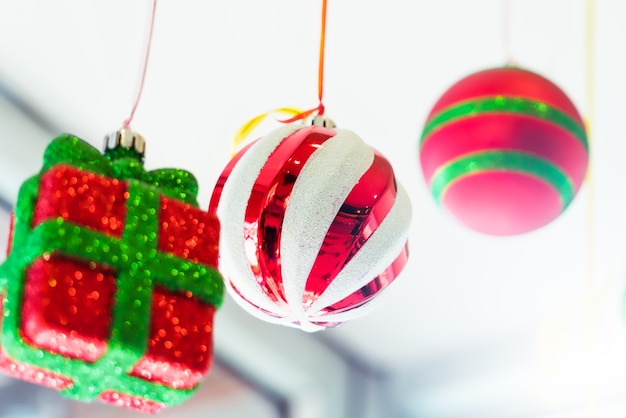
[99,390,164,414]
[33,165,128,237]
[21,255,117,362]
[0,298,74,390]
[158,197,219,266]
[0,348,74,390]
[131,286,215,389]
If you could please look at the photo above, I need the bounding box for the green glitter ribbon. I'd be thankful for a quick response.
[420,96,589,150]
[0,134,224,406]
[43,134,199,206]
[430,151,575,208]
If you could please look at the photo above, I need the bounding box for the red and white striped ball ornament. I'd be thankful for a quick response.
[209,116,412,332]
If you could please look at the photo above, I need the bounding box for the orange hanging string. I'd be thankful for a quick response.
[317,0,327,115]
[279,107,319,124]
[122,0,158,129]
[232,0,329,151]
[280,0,328,123]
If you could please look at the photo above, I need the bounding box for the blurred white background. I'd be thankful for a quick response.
[1,1,626,417]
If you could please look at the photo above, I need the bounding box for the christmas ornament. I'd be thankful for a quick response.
[419,66,589,235]
[0,130,224,413]
[210,116,412,332]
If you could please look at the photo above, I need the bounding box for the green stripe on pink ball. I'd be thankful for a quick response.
[420,96,587,150]
[430,151,574,207]
[430,152,574,235]
[426,67,585,123]
[419,109,588,188]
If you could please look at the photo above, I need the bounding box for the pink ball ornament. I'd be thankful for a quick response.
[209,118,411,332]
[419,67,589,236]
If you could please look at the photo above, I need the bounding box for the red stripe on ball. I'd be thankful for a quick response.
[244,127,335,306]
[316,242,409,318]
[208,141,257,215]
[304,151,398,304]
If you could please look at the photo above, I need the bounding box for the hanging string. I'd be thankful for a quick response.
[502,0,513,64]
[280,0,328,123]
[584,0,597,416]
[317,0,327,115]
[122,0,158,129]
[232,0,330,154]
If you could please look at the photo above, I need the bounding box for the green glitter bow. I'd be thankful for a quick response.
[44,134,200,206]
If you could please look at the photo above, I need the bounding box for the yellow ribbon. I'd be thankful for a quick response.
[232,107,305,156]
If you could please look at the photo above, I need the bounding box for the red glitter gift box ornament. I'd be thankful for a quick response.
[419,66,589,236]
[0,129,224,413]
[210,116,412,332]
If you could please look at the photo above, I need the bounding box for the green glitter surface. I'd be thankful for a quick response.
[0,134,224,406]
[104,146,145,164]
[430,151,575,208]
[42,134,199,206]
[420,96,588,150]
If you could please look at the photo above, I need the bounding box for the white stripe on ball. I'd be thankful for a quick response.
[281,128,375,321]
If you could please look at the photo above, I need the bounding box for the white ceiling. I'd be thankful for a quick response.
[1,1,626,417]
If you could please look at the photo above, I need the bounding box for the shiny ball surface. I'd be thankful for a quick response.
[419,67,589,235]
[210,124,412,332]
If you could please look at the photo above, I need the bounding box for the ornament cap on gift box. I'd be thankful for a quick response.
[104,128,146,163]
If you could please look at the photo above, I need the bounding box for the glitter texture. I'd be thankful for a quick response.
[210,125,411,332]
[0,133,224,413]
[22,255,118,362]
[419,66,589,236]
[130,286,216,390]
